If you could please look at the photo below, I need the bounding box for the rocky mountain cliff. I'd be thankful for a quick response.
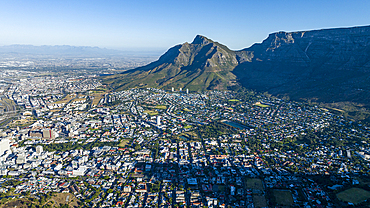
[104,35,239,91]
[104,25,370,112]
[234,26,370,107]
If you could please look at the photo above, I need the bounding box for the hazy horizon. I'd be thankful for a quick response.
[1,0,369,50]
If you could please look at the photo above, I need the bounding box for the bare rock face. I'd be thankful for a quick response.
[234,26,370,106]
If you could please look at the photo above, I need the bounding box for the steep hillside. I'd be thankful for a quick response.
[234,26,370,107]
[104,35,239,91]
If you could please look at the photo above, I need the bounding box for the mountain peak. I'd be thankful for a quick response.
[191,35,213,45]
[104,25,370,117]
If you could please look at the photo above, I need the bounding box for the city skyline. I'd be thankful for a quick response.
[0,0,369,50]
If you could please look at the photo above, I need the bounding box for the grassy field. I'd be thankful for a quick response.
[321,101,370,121]
[1,193,79,208]
[118,139,130,147]
[184,125,192,129]
[228,99,240,102]
[95,86,109,91]
[49,193,80,207]
[253,195,267,208]
[183,108,191,112]
[254,102,270,108]
[92,94,105,106]
[73,98,87,103]
[273,189,294,206]
[179,131,199,141]
[1,199,31,208]
[143,110,159,116]
[54,94,76,105]
[246,178,264,191]
[337,187,370,204]
[8,117,35,128]
[155,105,167,110]
[88,87,110,107]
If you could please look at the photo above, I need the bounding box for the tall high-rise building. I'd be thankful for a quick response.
[157,116,161,126]
[186,89,189,94]
[171,87,174,92]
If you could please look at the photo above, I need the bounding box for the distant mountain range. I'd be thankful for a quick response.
[0,45,165,58]
[0,45,122,56]
[103,25,370,118]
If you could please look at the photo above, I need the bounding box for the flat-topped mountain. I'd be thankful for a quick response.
[104,25,370,115]
[234,26,370,106]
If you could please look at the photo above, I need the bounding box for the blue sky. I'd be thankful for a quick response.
[0,0,369,50]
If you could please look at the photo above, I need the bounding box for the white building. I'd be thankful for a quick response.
[157,116,161,126]
[73,166,87,176]
[54,163,63,171]
[36,145,43,154]
[16,154,26,164]
[0,139,10,156]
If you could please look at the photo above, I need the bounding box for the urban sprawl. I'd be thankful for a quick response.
[0,70,369,207]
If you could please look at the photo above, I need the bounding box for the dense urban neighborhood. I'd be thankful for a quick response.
[0,70,369,207]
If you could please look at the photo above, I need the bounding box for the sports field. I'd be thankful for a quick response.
[273,189,294,206]
[253,195,267,208]
[155,105,167,109]
[337,187,370,204]
[143,110,159,116]
[246,178,264,191]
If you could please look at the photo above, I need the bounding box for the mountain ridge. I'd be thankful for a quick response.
[105,35,239,91]
[103,25,370,118]
[0,44,122,56]
[234,25,370,103]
